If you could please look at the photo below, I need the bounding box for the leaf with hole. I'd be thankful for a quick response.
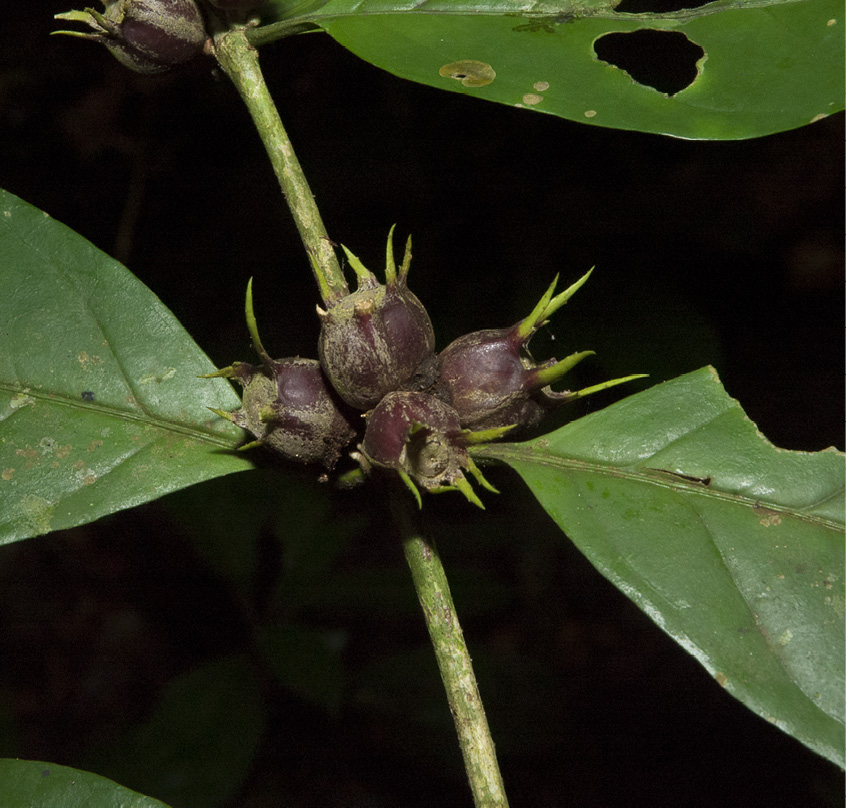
[473,367,845,766]
[260,0,844,139]
[0,189,254,546]
[0,759,172,808]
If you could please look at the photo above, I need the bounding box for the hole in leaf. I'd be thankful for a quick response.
[593,29,704,96]
[615,0,713,12]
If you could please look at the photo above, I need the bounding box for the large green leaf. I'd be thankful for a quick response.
[0,759,171,808]
[259,0,844,139]
[473,366,845,766]
[0,189,253,546]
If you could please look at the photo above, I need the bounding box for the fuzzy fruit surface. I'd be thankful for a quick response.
[319,283,435,411]
[362,391,467,488]
[437,328,555,432]
[233,359,357,469]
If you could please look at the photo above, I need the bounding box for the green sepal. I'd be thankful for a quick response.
[516,268,594,341]
[516,274,559,341]
[238,438,265,452]
[541,267,593,322]
[54,10,97,24]
[385,224,398,285]
[340,244,379,290]
[428,476,485,508]
[532,350,595,388]
[564,373,649,402]
[245,278,274,366]
[198,362,249,380]
[336,467,366,488]
[460,424,516,445]
[397,467,423,509]
[207,407,237,423]
[465,456,499,494]
[51,29,98,40]
[398,234,412,283]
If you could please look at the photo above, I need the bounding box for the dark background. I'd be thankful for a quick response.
[0,4,842,807]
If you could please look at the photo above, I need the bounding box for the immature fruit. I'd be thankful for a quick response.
[54,0,207,75]
[206,281,357,470]
[317,227,436,411]
[436,270,645,433]
[360,391,510,508]
[211,358,357,469]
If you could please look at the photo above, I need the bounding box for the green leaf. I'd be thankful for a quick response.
[474,366,845,767]
[0,189,253,546]
[260,0,844,139]
[0,759,171,808]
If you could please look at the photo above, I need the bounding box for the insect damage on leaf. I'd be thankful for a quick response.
[593,29,704,96]
[439,60,496,88]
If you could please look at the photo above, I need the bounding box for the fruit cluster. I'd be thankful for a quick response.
[207,229,642,507]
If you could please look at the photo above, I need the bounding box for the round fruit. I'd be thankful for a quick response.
[318,228,436,410]
[436,272,595,433]
[55,0,208,75]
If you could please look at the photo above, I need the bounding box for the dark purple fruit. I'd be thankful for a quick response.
[206,281,357,470]
[360,391,510,508]
[437,270,644,434]
[317,227,436,411]
[54,0,207,75]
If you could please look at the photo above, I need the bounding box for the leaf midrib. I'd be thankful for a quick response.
[474,443,845,532]
[0,381,241,450]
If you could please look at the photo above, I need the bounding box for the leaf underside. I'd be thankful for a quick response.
[262,0,844,140]
[0,189,254,546]
[474,366,845,767]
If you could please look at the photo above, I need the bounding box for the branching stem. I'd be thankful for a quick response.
[212,27,347,305]
[391,493,509,808]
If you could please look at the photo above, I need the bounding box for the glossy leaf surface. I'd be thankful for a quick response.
[0,759,171,808]
[260,0,844,139]
[474,367,845,766]
[0,189,253,545]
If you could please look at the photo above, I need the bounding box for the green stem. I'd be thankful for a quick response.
[213,21,506,804]
[391,493,509,808]
[212,27,347,305]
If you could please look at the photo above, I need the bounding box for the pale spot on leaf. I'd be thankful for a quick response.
[522,93,543,106]
[438,60,496,88]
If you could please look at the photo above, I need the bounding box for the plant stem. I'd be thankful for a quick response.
[212,22,506,803]
[212,27,347,305]
[391,493,509,808]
